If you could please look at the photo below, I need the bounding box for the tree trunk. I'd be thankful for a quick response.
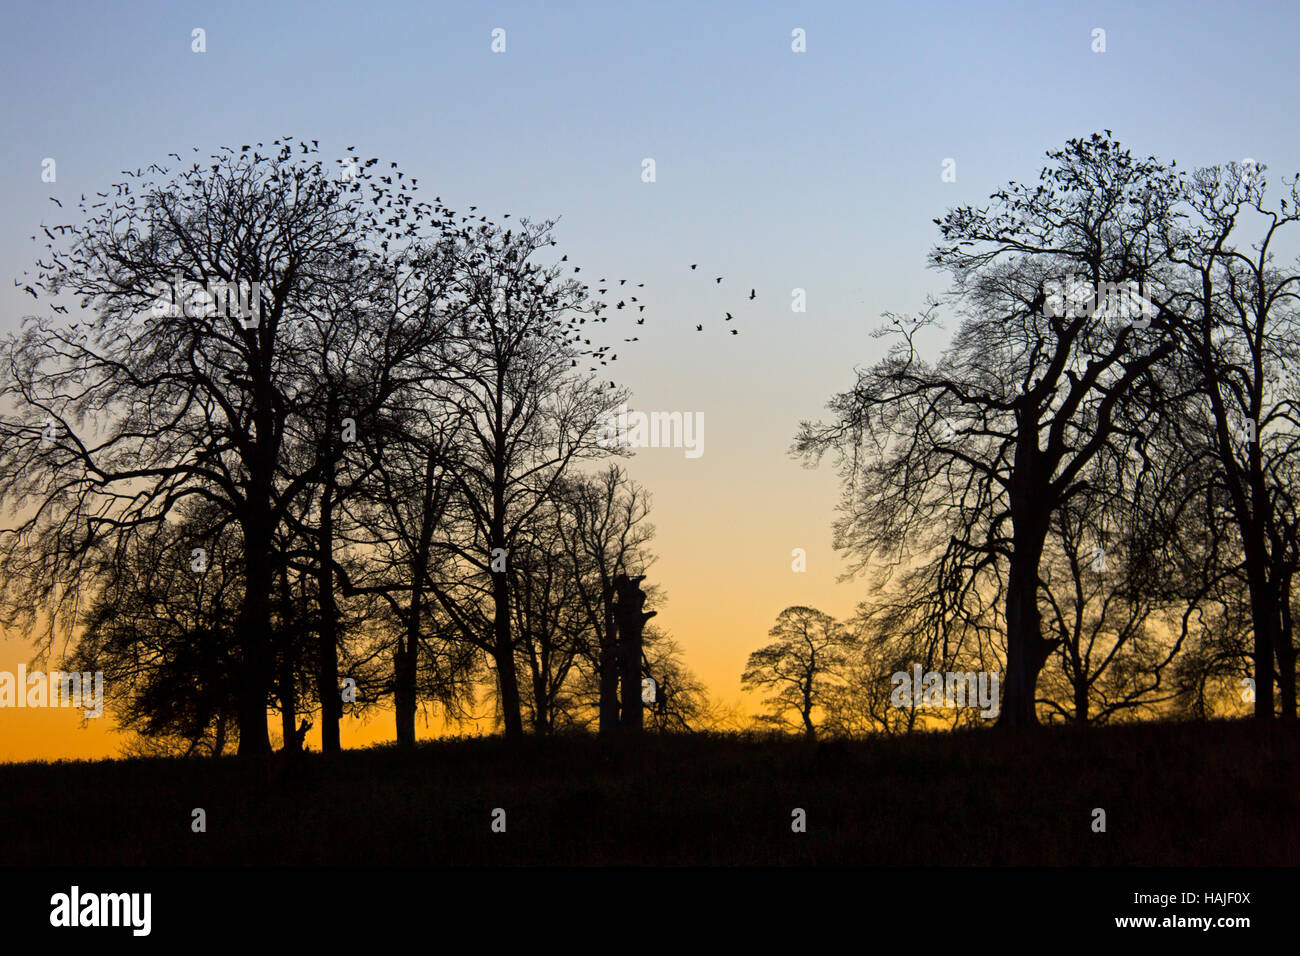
[614,575,654,734]
[212,714,227,757]
[1073,680,1089,725]
[532,672,549,735]
[1276,636,1297,721]
[393,569,421,749]
[394,638,418,748]
[489,413,524,740]
[316,452,342,753]
[1241,543,1277,721]
[279,648,298,752]
[1275,572,1296,722]
[492,572,524,739]
[396,452,438,748]
[598,598,619,735]
[236,515,274,756]
[619,632,642,734]
[998,511,1055,728]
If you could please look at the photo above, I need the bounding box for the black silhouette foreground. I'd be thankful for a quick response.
[0,721,1293,865]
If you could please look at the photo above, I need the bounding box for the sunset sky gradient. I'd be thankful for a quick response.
[3,0,1299,760]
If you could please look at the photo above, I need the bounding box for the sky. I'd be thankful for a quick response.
[3,0,1299,760]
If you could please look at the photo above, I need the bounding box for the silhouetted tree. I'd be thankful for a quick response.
[511,491,588,734]
[742,606,858,739]
[284,236,463,750]
[796,134,1182,726]
[642,630,712,733]
[67,503,242,756]
[0,140,453,754]
[427,219,623,740]
[346,384,480,747]
[1160,160,1300,720]
[554,465,652,734]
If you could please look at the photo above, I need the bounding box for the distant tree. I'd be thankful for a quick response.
[823,565,1004,735]
[642,629,713,733]
[1170,577,1255,720]
[741,606,858,739]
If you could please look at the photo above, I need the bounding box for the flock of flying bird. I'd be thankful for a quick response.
[570,259,759,387]
[16,139,758,396]
[688,262,755,334]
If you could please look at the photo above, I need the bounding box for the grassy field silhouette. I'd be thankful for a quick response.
[2,721,1294,866]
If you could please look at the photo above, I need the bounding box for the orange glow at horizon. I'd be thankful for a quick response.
[0,442,868,763]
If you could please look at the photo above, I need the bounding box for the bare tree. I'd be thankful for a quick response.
[554,465,653,733]
[796,134,1183,726]
[741,606,858,739]
[510,490,588,734]
[1160,160,1300,720]
[426,219,624,740]
[67,502,242,756]
[0,141,446,754]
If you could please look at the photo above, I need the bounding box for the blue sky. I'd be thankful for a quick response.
[3,0,1300,755]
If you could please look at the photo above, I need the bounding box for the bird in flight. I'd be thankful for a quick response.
[690,264,697,270]
[730,329,738,335]
[695,324,703,331]
[725,312,733,321]
[749,289,756,300]
[715,277,722,284]
[48,196,62,208]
